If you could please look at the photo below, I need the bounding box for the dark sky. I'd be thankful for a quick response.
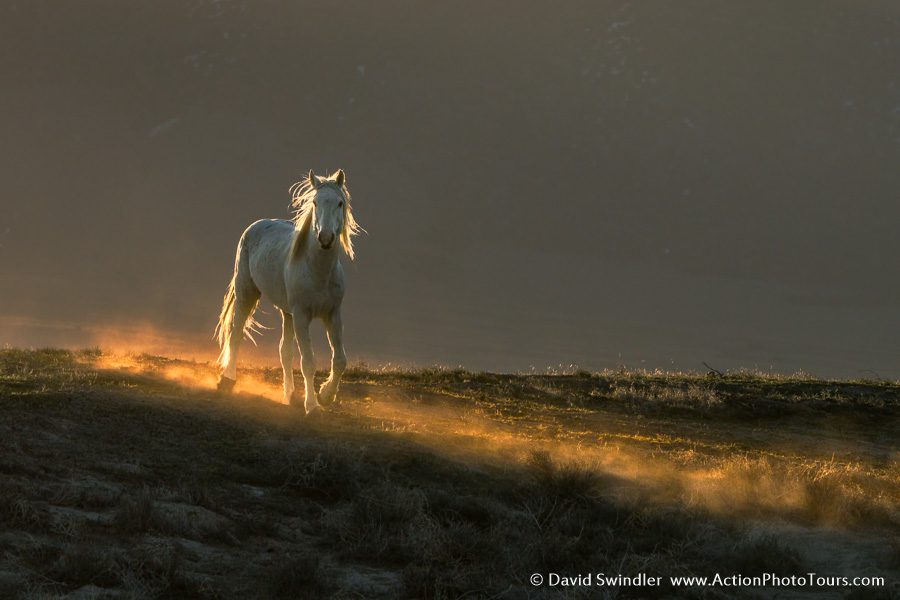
[2,1,899,377]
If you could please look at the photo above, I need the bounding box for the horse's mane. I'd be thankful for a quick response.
[288,173,362,261]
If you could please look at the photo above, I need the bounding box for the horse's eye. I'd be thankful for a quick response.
[338,201,343,208]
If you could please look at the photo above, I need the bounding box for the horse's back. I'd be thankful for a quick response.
[241,218,294,246]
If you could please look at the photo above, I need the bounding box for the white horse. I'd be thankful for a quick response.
[214,169,362,414]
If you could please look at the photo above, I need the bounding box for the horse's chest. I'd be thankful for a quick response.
[292,277,344,317]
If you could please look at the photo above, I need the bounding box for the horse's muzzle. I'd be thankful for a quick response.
[317,231,335,249]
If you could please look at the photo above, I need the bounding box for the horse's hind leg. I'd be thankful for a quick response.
[279,310,296,404]
[219,276,260,390]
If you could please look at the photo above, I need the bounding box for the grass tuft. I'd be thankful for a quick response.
[112,488,156,533]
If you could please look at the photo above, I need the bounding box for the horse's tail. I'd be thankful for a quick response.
[214,241,262,370]
[214,275,237,370]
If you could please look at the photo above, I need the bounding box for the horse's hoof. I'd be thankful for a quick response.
[318,384,335,405]
[305,403,323,417]
[216,376,236,394]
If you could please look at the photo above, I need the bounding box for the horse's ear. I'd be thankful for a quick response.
[307,169,319,188]
[333,169,345,187]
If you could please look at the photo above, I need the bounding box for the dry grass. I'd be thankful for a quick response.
[0,348,897,598]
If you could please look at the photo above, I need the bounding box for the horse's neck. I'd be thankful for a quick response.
[301,230,339,280]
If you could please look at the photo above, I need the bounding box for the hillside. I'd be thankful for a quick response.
[0,349,897,598]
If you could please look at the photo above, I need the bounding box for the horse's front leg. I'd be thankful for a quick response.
[319,308,347,405]
[292,312,321,415]
[279,310,295,405]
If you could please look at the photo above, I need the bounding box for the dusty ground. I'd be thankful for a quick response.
[0,349,897,599]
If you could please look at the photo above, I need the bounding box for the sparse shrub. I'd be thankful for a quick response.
[180,478,221,511]
[425,489,502,527]
[401,515,513,598]
[121,540,180,594]
[123,540,218,598]
[0,493,44,528]
[154,506,195,538]
[355,482,428,526]
[323,481,437,563]
[50,542,124,588]
[16,540,62,569]
[231,509,279,541]
[50,482,120,510]
[510,452,632,577]
[280,444,366,500]
[526,450,602,504]
[112,488,156,533]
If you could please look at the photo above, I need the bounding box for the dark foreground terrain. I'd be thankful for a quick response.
[0,349,897,599]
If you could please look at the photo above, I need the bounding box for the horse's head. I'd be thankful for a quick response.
[290,168,361,260]
[307,169,347,250]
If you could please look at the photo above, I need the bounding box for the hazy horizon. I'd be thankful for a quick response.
[2,1,899,378]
